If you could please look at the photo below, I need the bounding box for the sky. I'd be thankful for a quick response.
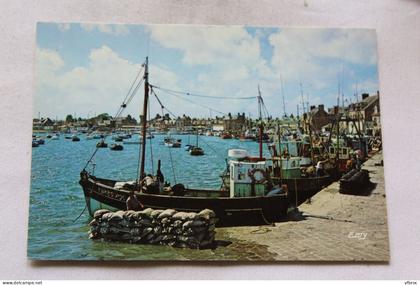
[35,23,379,120]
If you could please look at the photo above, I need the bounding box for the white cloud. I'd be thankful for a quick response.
[146,25,278,117]
[265,28,379,115]
[148,25,259,66]
[35,45,179,119]
[269,28,377,85]
[35,26,379,119]
[36,48,65,89]
[80,23,130,36]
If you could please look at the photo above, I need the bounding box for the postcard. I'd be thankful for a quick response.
[29,23,388,261]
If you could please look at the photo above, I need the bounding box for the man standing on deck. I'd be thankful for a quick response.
[316,158,328,177]
[126,190,143,211]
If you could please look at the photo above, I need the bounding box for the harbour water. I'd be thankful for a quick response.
[28,134,272,260]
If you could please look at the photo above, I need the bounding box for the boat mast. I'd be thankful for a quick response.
[258,85,263,159]
[140,57,149,181]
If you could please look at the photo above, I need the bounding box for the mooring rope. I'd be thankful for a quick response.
[72,204,87,223]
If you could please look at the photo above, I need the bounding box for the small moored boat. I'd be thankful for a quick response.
[110,143,124,151]
[96,141,108,148]
[190,147,204,156]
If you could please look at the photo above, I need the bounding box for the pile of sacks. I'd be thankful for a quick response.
[89,208,216,249]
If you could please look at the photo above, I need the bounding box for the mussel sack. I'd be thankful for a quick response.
[89,208,217,249]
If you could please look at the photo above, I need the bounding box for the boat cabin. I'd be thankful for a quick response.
[328,146,351,160]
[227,149,269,198]
[229,160,268,198]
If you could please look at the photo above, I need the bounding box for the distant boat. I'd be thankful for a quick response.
[164,136,181,148]
[239,130,256,142]
[221,132,233,139]
[36,138,45,145]
[115,133,131,140]
[110,143,123,151]
[170,141,182,148]
[96,141,108,148]
[72,135,80,142]
[46,134,52,139]
[32,140,39,147]
[189,131,204,156]
[190,146,204,156]
[51,134,59,140]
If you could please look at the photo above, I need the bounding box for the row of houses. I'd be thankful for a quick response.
[33,91,381,137]
[149,113,249,133]
[302,91,381,137]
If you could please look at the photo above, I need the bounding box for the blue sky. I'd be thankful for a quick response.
[35,23,379,120]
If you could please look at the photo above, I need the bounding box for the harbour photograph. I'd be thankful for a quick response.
[29,22,389,261]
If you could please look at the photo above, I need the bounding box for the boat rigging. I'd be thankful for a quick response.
[79,57,290,227]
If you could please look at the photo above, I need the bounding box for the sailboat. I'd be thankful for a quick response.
[189,131,204,156]
[79,57,289,227]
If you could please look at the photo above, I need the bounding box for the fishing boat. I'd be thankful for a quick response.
[72,135,80,142]
[268,132,332,206]
[51,134,59,140]
[79,57,289,227]
[32,140,39,147]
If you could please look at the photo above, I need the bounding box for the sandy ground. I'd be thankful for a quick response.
[216,151,389,261]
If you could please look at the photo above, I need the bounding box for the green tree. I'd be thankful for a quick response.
[65,114,73,123]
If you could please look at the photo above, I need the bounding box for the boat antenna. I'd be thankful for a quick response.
[258,85,263,159]
[299,82,305,115]
[280,71,287,118]
[139,57,149,181]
